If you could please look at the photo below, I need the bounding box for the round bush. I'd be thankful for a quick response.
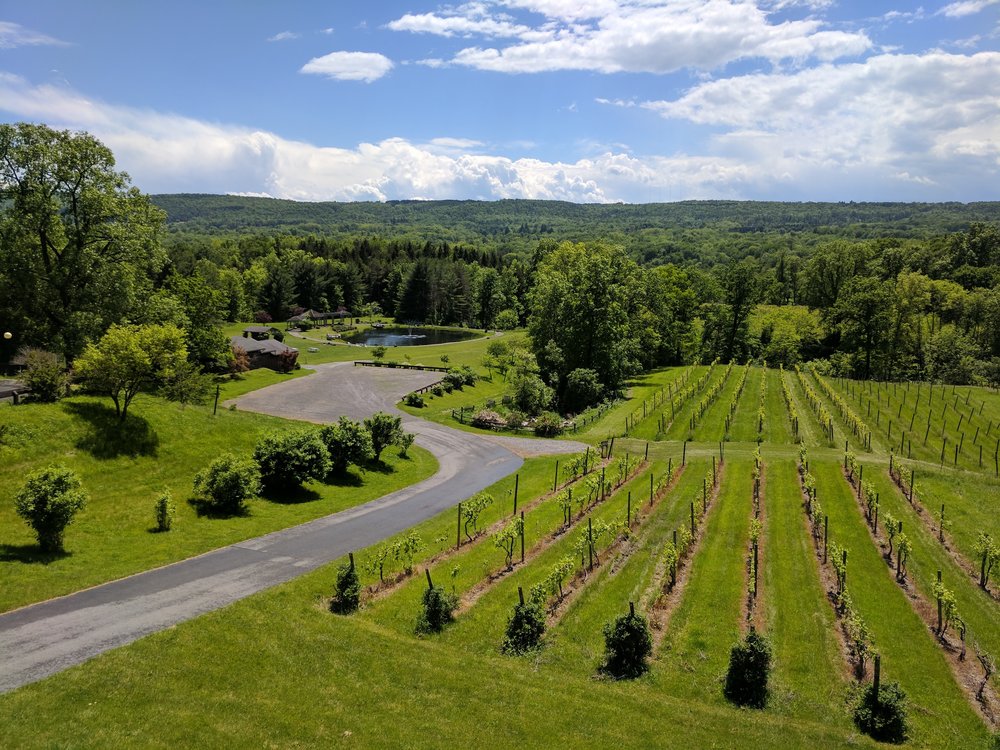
[416,585,458,634]
[330,560,361,614]
[533,411,564,437]
[502,600,546,654]
[724,628,772,708]
[853,680,909,744]
[194,453,261,515]
[404,392,425,408]
[15,465,88,552]
[601,606,652,679]
[253,429,331,489]
[319,417,374,474]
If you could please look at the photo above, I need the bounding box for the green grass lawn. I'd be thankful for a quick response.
[0,452,877,750]
[763,460,851,725]
[0,394,436,612]
[814,461,990,748]
[656,459,752,702]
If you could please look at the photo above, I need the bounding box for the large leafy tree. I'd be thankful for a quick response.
[528,242,644,395]
[0,123,165,363]
[74,323,187,421]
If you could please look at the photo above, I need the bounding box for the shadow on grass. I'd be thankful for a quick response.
[0,543,71,565]
[187,496,251,519]
[362,460,395,475]
[63,401,159,459]
[324,469,364,487]
[260,485,322,505]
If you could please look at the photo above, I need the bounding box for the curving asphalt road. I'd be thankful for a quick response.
[0,362,585,693]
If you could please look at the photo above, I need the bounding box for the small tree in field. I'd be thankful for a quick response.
[397,431,416,457]
[154,490,176,532]
[493,515,524,570]
[724,628,772,708]
[372,345,387,362]
[364,412,403,462]
[193,453,261,515]
[74,323,187,421]
[853,680,909,744]
[416,576,458,634]
[330,555,361,614]
[15,466,88,552]
[600,603,652,679]
[502,591,545,655]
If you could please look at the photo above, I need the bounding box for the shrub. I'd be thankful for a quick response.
[533,411,564,437]
[229,345,250,374]
[852,680,909,744]
[511,373,554,416]
[397,431,416,457]
[21,348,67,402]
[431,385,444,397]
[319,417,374,474]
[506,410,527,430]
[502,597,546,654]
[14,465,88,552]
[443,368,466,390]
[440,354,450,364]
[193,453,261,514]
[563,368,603,413]
[372,345,387,361]
[154,490,176,532]
[364,412,403,461]
[253,429,331,490]
[330,557,361,614]
[723,628,772,708]
[458,365,477,386]
[404,392,424,408]
[495,309,519,330]
[601,605,652,679]
[271,329,284,342]
[471,409,505,430]
[253,311,273,324]
[275,348,297,373]
[416,583,458,634]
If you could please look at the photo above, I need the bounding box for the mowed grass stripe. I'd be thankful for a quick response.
[815,461,990,748]
[726,366,763,443]
[664,367,729,442]
[540,462,705,672]
[440,459,672,655]
[763,460,850,726]
[764,369,795,444]
[359,454,575,635]
[655,460,752,703]
[691,364,746,443]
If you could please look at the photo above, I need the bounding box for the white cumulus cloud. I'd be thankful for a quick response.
[938,0,1000,17]
[300,51,394,82]
[390,1,872,74]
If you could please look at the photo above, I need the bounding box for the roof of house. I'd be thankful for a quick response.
[287,308,351,322]
[230,335,295,356]
[243,325,274,334]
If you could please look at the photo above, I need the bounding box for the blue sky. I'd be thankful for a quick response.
[1,0,998,202]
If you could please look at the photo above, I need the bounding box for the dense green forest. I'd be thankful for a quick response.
[4,124,1000,419]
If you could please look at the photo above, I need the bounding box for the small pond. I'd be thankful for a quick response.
[345,326,482,347]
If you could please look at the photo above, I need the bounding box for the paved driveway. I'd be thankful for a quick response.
[0,362,585,693]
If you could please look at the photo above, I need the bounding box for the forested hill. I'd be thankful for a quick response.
[151,194,1000,256]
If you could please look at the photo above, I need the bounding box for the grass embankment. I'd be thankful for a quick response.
[814,461,990,747]
[764,461,850,724]
[542,459,700,672]
[0,395,436,612]
[0,453,874,749]
[656,460,751,701]
[863,464,1000,678]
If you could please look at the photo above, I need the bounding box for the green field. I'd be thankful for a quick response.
[2,365,999,748]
